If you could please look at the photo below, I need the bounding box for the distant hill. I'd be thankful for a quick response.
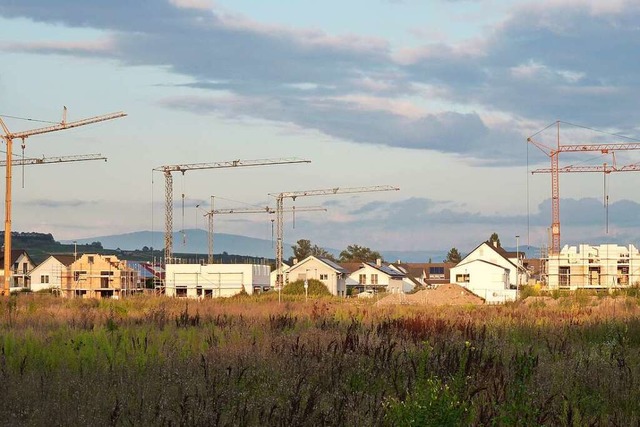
[64,229,288,260]
[63,229,451,263]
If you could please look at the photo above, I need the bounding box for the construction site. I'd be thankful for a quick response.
[1,111,640,301]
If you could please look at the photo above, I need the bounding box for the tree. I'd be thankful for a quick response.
[444,248,462,264]
[489,232,501,247]
[339,244,382,263]
[290,239,336,263]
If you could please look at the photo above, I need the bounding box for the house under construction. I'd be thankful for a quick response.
[545,243,640,290]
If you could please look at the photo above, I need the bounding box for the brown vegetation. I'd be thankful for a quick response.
[0,292,640,425]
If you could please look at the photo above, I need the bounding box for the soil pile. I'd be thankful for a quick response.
[376,283,485,306]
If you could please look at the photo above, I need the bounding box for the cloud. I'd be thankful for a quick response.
[2,0,640,163]
[21,199,98,208]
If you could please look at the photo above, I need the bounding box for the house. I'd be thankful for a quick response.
[29,254,75,292]
[449,241,522,303]
[127,261,164,291]
[285,256,348,296]
[346,259,411,293]
[547,243,640,290]
[165,262,270,298]
[270,262,290,289]
[390,262,454,288]
[0,249,35,290]
[61,254,138,299]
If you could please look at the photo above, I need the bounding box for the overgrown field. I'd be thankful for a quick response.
[1,293,640,426]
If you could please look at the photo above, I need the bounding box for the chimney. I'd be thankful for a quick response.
[492,241,498,248]
[376,258,382,267]
[293,258,298,265]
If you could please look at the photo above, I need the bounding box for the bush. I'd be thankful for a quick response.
[282,279,331,296]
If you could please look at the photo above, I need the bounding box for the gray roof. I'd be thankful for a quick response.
[318,257,349,274]
[365,262,406,278]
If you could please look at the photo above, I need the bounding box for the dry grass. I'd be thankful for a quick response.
[1,292,640,425]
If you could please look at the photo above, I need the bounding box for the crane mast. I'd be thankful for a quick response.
[528,121,640,255]
[153,157,310,263]
[0,108,126,295]
[268,185,400,292]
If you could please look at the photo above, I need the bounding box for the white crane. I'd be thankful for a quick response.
[196,199,326,264]
[268,185,400,293]
[153,157,310,263]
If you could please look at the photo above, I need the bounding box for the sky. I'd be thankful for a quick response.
[1,0,640,256]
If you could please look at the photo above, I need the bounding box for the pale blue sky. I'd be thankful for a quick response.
[1,0,639,255]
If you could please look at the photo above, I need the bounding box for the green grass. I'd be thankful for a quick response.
[0,293,640,425]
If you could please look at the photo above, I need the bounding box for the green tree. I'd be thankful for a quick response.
[339,244,382,263]
[290,239,335,263]
[489,232,501,247]
[444,247,462,264]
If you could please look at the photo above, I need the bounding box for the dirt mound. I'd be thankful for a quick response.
[376,283,485,306]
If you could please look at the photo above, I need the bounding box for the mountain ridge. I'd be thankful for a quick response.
[63,229,450,263]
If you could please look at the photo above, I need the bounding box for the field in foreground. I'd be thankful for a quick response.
[1,293,640,426]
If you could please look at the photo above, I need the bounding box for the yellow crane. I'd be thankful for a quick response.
[0,108,126,295]
[268,185,400,295]
[0,153,107,167]
[153,157,310,263]
[197,199,326,264]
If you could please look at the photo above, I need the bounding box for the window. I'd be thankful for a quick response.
[319,274,328,280]
[22,263,28,274]
[88,256,94,264]
[40,275,49,284]
[74,271,86,281]
[559,266,570,287]
[429,266,445,279]
[359,274,366,284]
[371,274,378,285]
[176,287,187,297]
[455,274,470,283]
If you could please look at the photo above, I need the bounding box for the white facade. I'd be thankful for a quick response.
[459,242,524,287]
[347,262,412,293]
[270,263,290,288]
[165,263,270,298]
[285,256,347,296]
[29,256,69,292]
[450,259,516,303]
[547,243,640,289]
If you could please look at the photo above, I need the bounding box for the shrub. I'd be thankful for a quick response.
[282,279,331,296]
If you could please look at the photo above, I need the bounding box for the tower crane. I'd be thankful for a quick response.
[528,121,640,255]
[153,157,310,263]
[0,108,126,295]
[197,202,326,264]
[0,153,107,167]
[268,185,400,291]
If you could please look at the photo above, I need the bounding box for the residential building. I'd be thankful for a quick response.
[62,254,138,299]
[390,262,454,288]
[165,262,270,298]
[0,249,35,290]
[449,241,522,303]
[546,243,640,290]
[285,256,348,296]
[29,254,75,292]
[346,259,411,293]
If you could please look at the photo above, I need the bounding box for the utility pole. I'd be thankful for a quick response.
[0,108,125,295]
[153,157,310,264]
[268,185,399,299]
